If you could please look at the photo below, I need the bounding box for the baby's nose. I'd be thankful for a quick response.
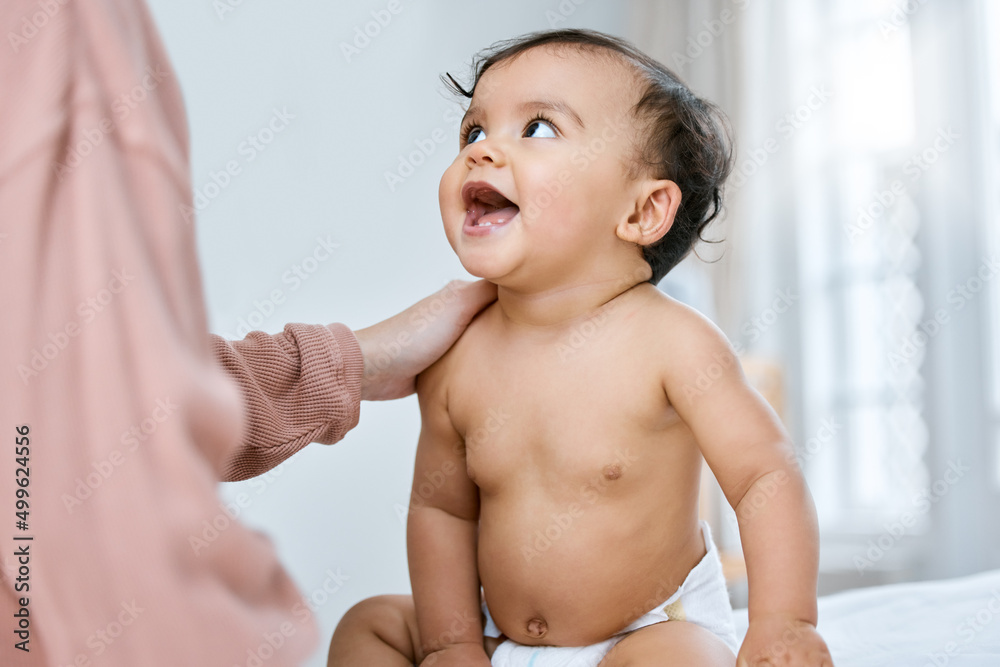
[466,140,504,168]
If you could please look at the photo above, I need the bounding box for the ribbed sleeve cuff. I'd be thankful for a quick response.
[325,322,364,432]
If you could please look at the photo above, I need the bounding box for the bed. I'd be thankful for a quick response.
[732,569,1000,665]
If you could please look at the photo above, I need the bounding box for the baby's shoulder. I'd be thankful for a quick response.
[415,301,499,398]
[630,285,735,364]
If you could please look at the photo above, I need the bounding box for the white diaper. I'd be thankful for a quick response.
[484,520,739,666]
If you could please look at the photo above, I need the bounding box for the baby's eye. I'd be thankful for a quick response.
[525,120,557,139]
[466,127,486,144]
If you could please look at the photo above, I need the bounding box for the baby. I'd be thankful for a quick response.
[328,29,833,667]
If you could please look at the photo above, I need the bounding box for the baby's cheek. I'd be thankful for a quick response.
[438,163,459,210]
[439,167,465,235]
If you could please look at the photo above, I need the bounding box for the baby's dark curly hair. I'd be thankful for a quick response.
[444,29,734,284]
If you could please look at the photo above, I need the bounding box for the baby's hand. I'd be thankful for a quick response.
[737,615,834,666]
[419,641,493,667]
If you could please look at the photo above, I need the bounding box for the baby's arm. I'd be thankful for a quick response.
[661,306,833,666]
[406,365,490,666]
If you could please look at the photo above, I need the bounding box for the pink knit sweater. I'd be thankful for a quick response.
[0,1,363,664]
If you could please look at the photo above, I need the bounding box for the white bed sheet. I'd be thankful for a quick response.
[733,569,1000,666]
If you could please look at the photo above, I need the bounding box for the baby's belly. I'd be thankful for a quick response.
[477,495,705,646]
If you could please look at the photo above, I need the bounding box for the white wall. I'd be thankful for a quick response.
[144,2,628,664]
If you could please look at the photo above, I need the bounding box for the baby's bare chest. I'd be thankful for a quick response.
[446,350,684,494]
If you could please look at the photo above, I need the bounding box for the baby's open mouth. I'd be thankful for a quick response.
[463,182,520,228]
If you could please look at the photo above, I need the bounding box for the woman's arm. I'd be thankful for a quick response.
[212,322,363,481]
[214,281,496,481]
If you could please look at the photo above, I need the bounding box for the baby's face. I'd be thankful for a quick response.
[439,46,644,290]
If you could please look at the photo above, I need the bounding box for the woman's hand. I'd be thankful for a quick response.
[351,280,497,401]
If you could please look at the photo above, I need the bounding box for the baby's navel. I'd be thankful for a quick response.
[602,463,623,480]
[526,617,548,639]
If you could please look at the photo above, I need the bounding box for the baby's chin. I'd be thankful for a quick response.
[455,255,511,285]
[459,264,503,283]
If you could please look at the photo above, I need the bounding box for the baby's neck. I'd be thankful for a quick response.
[495,271,650,331]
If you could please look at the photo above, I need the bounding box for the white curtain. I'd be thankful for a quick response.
[625,0,1000,588]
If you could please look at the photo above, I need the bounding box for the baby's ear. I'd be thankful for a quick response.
[615,180,681,247]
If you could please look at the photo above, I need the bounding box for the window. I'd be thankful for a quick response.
[791,1,928,533]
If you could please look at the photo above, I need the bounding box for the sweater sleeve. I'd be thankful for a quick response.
[212,322,365,481]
